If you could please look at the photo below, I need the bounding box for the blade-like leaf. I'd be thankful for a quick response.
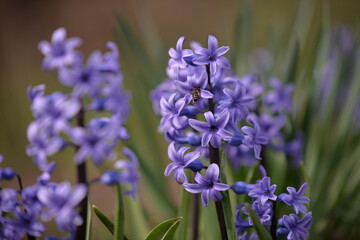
[145,217,183,240]
[92,205,114,235]
[245,204,272,240]
[86,199,92,240]
[115,184,125,240]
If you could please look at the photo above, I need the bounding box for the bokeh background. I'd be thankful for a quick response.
[0,0,360,239]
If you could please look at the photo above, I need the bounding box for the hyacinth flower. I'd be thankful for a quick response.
[241,201,273,226]
[241,118,269,159]
[2,207,45,238]
[159,93,188,130]
[100,159,140,198]
[248,176,277,204]
[278,182,310,214]
[174,73,213,104]
[26,121,65,170]
[168,36,193,69]
[30,91,81,133]
[183,163,230,206]
[218,82,254,122]
[38,27,82,71]
[59,51,103,98]
[37,182,87,232]
[164,142,201,184]
[0,155,15,180]
[265,77,294,113]
[70,118,117,166]
[192,35,231,75]
[277,212,312,240]
[188,110,233,148]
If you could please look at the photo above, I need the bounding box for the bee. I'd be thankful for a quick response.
[191,88,201,104]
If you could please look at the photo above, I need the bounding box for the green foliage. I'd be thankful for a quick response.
[145,217,183,240]
[245,204,272,240]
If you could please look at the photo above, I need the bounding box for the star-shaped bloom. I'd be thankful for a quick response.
[174,73,213,103]
[188,110,233,148]
[241,119,268,160]
[218,82,254,122]
[159,94,188,130]
[168,36,193,69]
[264,78,294,113]
[192,35,230,75]
[164,142,201,184]
[26,122,65,170]
[38,27,82,71]
[70,118,117,166]
[277,212,312,240]
[248,177,277,204]
[278,182,310,214]
[241,201,272,226]
[31,92,80,133]
[183,163,230,206]
[37,182,87,232]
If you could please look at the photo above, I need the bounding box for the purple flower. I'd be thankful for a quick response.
[4,207,45,237]
[160,94,188,130]
[174,73,213,103]
[38,27,81,71]
[99,75,130,117]
[241,119,268,160]
[277,212,312,240]
[71,118,117,166]
[37,182,86,232]
[218,82,254,122]
[59,51,103,97]
[31,92,80,133]
[0,155,16,180]
[113,147,140,198]
[28,84,45,102]
[99,42,121,73]
[234,205,252,235]
[265,78,294,113]
[241,201,272,226]
[164,142,201,184]
[150,79,176,114]
[0,189,18,214]
[188,110,233,148]
[100,148,140,198]
[26,122,65,170]
[231,181,254,194]
[183,163,230,206]
[193,35,230,75]
[278,182,310,214]
[248,177,277,204]
[168,36,193,69]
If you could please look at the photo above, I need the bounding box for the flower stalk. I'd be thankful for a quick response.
[75,105,88,240]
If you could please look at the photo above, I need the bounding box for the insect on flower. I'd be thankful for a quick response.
[191,88,201,104]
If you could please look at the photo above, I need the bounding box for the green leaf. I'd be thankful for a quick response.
[220,152,237,240]
[245,204,272,240]
[145,217,183,240]
[86,199,92,240]
[115,184,125,240]
[176,187,191,240]
[92,205,114,235]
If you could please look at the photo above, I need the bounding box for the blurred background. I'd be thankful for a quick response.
[0,0,360,239]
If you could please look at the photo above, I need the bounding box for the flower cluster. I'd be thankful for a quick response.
[151,35,311,239]
[234,167,312,240]
[0,28,139,239]
[151,35,271,207]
